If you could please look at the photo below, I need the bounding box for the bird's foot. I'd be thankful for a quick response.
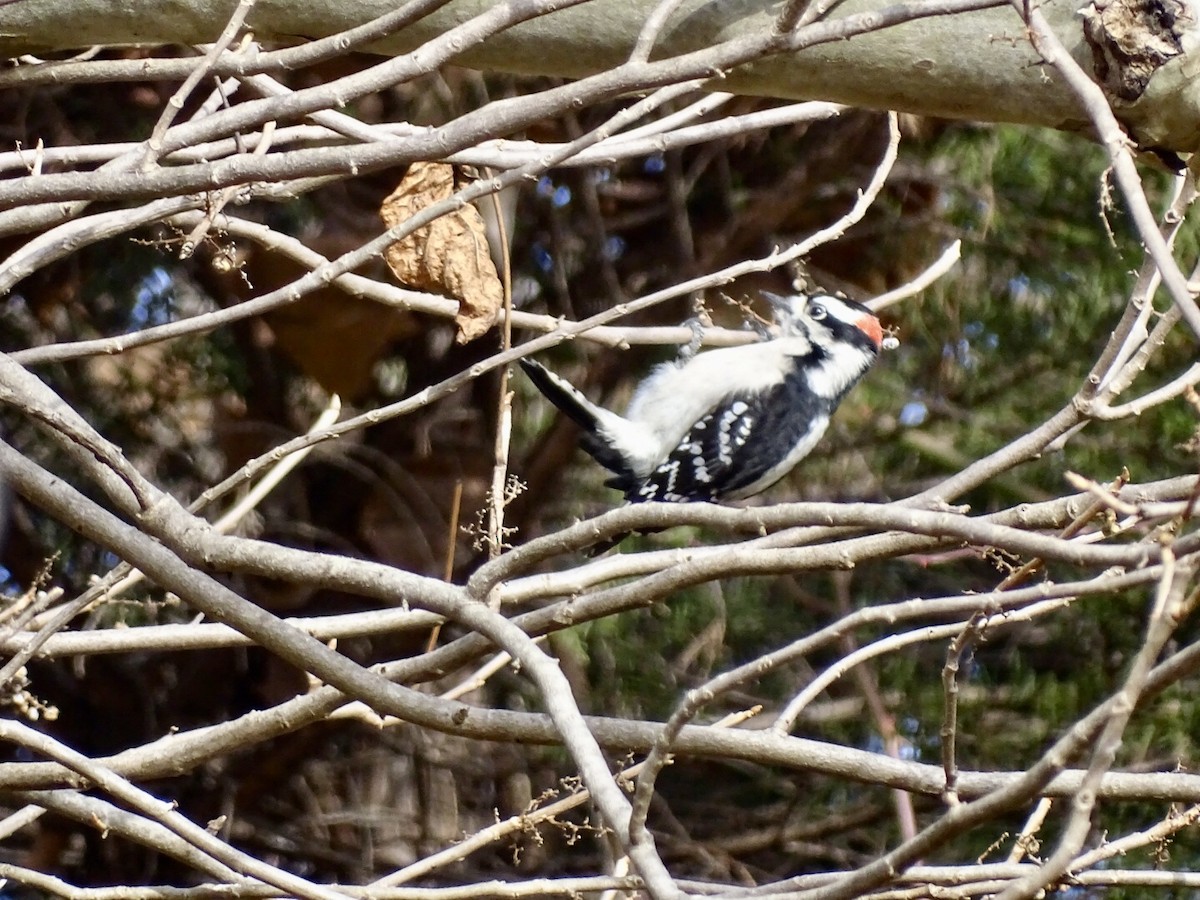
[678,316,707,362]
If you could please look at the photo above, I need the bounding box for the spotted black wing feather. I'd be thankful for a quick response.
[630,373,828,503]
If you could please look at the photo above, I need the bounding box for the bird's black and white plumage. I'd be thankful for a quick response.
[520,292,883,504]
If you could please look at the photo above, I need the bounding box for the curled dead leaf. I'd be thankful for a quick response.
[381,162,503,343]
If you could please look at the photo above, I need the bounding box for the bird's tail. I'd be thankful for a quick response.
[519,359,602,432]
[519,358,637,478]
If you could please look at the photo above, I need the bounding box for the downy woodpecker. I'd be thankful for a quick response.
[520,292,883,503]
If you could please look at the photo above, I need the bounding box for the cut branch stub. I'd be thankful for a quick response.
[1081,0,1187,102]
[381,162,503,344]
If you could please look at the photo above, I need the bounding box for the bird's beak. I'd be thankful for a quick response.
[857,313,884,350]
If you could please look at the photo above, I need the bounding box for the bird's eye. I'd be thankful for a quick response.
[809,303,827,320]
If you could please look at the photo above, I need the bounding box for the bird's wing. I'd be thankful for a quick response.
[629,381,829,502]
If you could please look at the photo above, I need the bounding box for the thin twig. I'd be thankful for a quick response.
[940,610,987,805]
[992,547,1197,900]
[1006,798,1053,864]
[142,0,257,168]
[630,0,691,62]
[1014,1,1200,342]
[485,167,516,562]
[0,720,353,900]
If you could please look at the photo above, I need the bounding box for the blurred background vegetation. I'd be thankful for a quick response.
[1,61,1198,891]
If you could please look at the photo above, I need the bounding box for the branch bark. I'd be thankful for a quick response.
[4,0,1200,149]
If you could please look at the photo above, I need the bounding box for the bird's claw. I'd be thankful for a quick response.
[746,313,774,340]
[678,317,706,362]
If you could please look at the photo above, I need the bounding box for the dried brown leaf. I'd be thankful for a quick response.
[381,162,503,343]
